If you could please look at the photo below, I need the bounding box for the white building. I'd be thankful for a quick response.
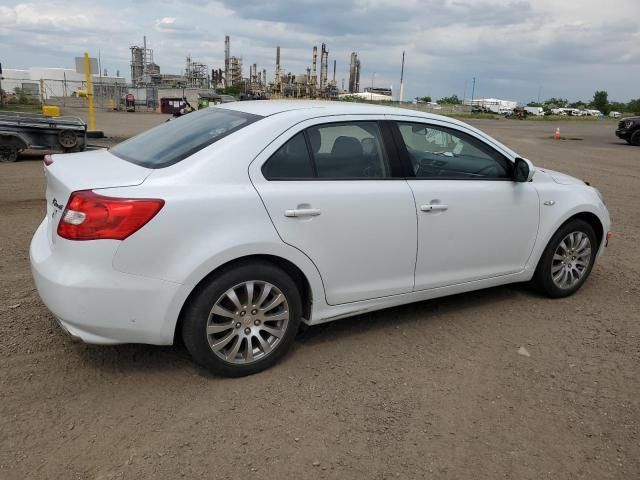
[2,67,125,99]
[338,91,393,102]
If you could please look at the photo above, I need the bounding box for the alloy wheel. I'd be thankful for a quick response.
[551,231,592,289]
[206,281,289,364]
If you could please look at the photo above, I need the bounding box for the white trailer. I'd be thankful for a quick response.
[524,106,545,116]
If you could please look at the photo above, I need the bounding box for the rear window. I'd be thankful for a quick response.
[110,108,262,168]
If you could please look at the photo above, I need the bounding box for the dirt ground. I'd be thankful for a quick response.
[1,111,638,479]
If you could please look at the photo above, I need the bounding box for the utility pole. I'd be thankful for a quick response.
[471,76,476,105]
[370,72,375,101]
[537,86,542,104]
[0,62,3,108]
[399,50,405,103]
[83,52,96,132]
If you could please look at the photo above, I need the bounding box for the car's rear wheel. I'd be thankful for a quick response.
[532,219,597,298]
[182,261,301,377]
[630,130,640,146]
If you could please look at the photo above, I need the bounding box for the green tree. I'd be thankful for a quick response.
[216,85,242,97]
[626,99,640,115]
[568,100,587,109]
[591,90,609,114]
[609,101,626,114]
[527,101,542,107]
[419,96,432,103]
[438,95,461,105]
[543,98,568,108]
[13,87,30,105]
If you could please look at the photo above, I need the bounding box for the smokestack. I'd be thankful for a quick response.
[275,46,281,92]
[311,45,318,88]
[349,52,360,93]
[333,59,336,83]
[224,35,230,88]
[399,50,405,103]
[320,43,328,89]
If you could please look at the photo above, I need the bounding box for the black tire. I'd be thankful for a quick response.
[58,130,78,149]
[532,219,598,298]
[62,144,82,154]
[182,261,302,377]
[0,145,18,162]
[630,130,640,147]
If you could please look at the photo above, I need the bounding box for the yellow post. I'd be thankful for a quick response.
[83,52,96,131]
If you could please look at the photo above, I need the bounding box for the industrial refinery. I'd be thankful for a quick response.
[128,35,364,100]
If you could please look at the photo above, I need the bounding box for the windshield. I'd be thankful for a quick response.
[110,108,262,168]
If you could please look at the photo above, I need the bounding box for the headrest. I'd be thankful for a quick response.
[331,136,363,156]
[361,137,377,155]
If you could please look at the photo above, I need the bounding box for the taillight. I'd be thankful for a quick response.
[44,154,54,166]
[57,190,164,241]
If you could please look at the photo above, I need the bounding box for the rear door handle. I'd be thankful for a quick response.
[284,208,321,218]
[420,204,449,212]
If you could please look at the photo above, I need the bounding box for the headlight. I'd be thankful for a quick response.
[625,120,635,128]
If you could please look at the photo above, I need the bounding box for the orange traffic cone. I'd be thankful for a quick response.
[554,127,561,140]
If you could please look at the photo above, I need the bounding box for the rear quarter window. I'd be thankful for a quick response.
[110,108,262,168]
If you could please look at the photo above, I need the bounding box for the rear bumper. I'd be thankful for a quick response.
[30,219,182,345]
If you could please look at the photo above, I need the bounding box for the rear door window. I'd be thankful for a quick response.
[308,122,390,178]
[262,133,315,179]
[110,108,262,168]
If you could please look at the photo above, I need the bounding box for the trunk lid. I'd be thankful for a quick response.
[45,149,152,244]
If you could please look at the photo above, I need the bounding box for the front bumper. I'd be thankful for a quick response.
[615,128,631,139]
[30,218,182,345]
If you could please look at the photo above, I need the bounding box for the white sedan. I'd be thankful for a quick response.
[30,101,611,376]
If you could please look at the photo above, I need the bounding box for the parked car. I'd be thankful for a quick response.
[30,101,611,376]
[615,116,640,146]
[610,111,622,118]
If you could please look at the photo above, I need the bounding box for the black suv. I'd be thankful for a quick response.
[616,117,640,146]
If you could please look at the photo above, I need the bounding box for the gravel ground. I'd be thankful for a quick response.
[1,113,638,479]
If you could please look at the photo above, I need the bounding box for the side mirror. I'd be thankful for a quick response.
[513,157,535,182]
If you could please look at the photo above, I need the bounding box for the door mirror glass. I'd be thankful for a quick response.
[513,157,533,182]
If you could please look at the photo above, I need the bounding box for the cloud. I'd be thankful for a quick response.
[155,17,190,32]
[0,0,638,102]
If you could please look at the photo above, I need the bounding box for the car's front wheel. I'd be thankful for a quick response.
[532,219,598,298]
[182,261,302,377]
[630,130,640,146]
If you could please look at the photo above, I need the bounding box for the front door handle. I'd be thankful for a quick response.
[284,208,321,218]
[420,204,449,212]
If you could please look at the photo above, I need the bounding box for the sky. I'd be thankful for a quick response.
[0,0,639,103]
